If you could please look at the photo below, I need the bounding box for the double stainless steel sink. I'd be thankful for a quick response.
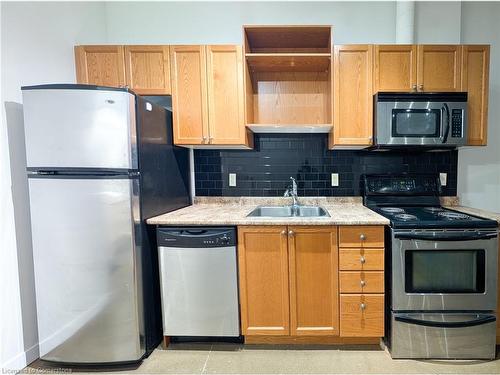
[247,205,330,218]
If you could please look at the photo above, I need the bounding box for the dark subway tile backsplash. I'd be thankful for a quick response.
[194,134,458,197]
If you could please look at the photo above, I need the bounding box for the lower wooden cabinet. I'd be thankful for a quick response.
[238,225,339,337]
[237,226,290,335]
[288,226,339,336]
[238,225,385,341]
[340,294,384,337]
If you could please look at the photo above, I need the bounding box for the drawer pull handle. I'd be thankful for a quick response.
[360,256,366,264]
[360,303,366,311]
[360,280,366,287]
[360,234,366,241]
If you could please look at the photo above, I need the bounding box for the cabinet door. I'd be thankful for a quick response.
[340,294,384,337]
[331,45,373,148]
[206,45,247,145]
[417,45,462,92]
[238,226,290,336]
[461,45,490,146]
[74,46,125,87]
[288,226,339,336]
[170,46,209,145]
[373,45,417,92]
[124,46,171,95]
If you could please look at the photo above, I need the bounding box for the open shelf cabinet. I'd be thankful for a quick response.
[243,25,333,131]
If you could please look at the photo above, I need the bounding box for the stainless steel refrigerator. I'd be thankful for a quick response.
[22,84,191,365]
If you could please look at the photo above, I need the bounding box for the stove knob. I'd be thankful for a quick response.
[359,234,366,241]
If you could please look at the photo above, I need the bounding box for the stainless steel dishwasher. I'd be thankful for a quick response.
[157,227,239,337]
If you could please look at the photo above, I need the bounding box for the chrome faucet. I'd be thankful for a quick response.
[284,177,299,209]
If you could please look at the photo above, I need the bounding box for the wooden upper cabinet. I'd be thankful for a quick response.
[124,46,171,95]
[238,226,290,336]
[461,45,490,146]
[288,226,339,336]
[374,45,417,92]
[206,45,247,145]
[170,45,209,145]
[417,45,462,92]
[331,45,373,148]
[75,46,125,87]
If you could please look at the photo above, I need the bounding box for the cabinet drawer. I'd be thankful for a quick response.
[339,249,384,271]
[339,226,384,248]
[340,294,384,337]
[340,271,384,293]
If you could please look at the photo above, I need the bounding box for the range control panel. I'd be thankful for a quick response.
[451,109,464,138]
[363,174,440,196]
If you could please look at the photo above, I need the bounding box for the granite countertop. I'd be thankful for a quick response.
[147,197,390,226]
[445,205,500,224]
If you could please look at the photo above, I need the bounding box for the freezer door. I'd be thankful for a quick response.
[28,176,144,364]
[22,88,137,170]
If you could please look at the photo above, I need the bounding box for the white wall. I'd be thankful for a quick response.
[0,2,107,371]
[1,1,500,372]
[104,1,397,44]
[457,2,500,212]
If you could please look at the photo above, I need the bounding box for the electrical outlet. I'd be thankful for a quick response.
[331,173,339,187]
[229,173,237,187]
[439,173,447,186]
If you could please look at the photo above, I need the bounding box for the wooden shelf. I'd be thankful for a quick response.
[247,123,333,133]
[244,25,332,53]
[246,53,331,72]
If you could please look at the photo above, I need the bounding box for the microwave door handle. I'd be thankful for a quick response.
[442,103,450,143]
[395,314,496,328]
[394,232,498,241]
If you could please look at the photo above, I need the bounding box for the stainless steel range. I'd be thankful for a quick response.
[363,174,498,359]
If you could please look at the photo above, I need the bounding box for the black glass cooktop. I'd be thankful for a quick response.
[373,206,498,229]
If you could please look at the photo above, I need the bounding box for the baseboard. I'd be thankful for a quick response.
[25,343,40,366]
[1,343,39,372]
[244,335,381,345]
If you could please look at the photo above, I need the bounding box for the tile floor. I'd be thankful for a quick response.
[28,343,500,375]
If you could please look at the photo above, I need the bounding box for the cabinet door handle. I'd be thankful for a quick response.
[288,230,294,236]
[209,137,214,144]
[360,280,366,287]
[202,137,208,144]
[360,303,366,311]
[418,84,424,91]
[359,234,366,241]
[360,256,366,264]
[412,84,417,92]
[281,230,286,235]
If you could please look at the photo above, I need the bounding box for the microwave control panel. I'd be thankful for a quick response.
[451,109,464,138]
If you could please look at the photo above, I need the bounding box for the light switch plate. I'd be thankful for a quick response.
[331,173,339,187]
[439,173,447,186]
[229,173,237,187]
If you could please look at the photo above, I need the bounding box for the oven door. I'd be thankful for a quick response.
[391,229,498,311]
[376,101,466,146]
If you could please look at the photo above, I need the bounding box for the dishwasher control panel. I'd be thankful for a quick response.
[157,227,237,248]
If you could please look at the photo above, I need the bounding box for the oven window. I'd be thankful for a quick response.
[392,109,441,137]
[405,250,485,293]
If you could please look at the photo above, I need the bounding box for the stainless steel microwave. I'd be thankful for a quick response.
[374,92,467,147]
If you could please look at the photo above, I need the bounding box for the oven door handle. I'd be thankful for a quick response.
[395,314,496,328]
[394,232,497,241]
